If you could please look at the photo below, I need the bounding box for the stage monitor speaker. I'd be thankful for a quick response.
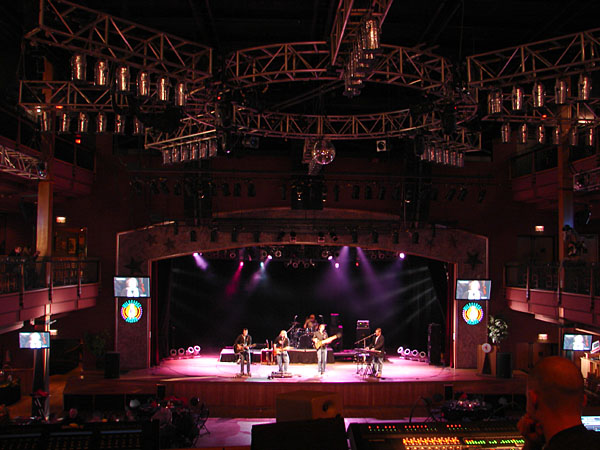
[496,352,512,379]
[104,352,120,379]
[252,417,347,450]
[427,323,442,365]
[276,390,341,422]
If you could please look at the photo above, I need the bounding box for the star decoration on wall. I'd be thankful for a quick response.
[124,257,143,275]
[145,234,157,246]
[164,238,176,252]
[466,251,483,270]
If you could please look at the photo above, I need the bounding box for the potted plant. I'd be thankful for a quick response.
[83,330,110,369]
[487,315,511,378]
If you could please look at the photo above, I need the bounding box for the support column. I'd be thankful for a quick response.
[557,105,573,290]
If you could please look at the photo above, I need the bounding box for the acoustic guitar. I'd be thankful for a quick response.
[313,333,341,349]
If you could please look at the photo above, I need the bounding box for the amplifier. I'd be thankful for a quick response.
[348,421,524,450]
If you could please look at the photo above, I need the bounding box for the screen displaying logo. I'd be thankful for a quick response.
[462,302,483,325]
[121,299,143,323]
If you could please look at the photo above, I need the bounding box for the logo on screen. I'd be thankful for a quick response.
[462,302,483,325]
[121,300,143,323]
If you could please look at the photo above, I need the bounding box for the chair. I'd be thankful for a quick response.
[191,400,210,445]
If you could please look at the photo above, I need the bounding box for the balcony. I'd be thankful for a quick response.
[0,257,100,329]
[505,262,600,328]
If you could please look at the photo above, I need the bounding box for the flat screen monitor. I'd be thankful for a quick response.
[455,279,491,300]
[19,332,50,349]
[592,340,600,354]
[113,276,150,298]
[562,333,593,351]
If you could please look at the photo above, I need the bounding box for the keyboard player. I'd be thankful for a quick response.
[369,328,385,377]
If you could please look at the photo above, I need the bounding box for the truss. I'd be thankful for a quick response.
[574,166,600,192]
[145,115,216,150]
[467,28,600,87]
[26,0,212,83]
[0,144,45,180]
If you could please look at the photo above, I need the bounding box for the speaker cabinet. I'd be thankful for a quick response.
[276,390,341,422]
[104,352,120,379]
[496,352,512,378]
[252,417,347,450]
[428,323,442,365]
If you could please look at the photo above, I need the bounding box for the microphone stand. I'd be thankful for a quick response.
[354,333,376,348]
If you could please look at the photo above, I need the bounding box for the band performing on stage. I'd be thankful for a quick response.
[232,315,383,379]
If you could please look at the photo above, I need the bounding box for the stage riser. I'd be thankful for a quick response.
[219,349,334,364]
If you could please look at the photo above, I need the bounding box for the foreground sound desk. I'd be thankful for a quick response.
[348,421,524,450]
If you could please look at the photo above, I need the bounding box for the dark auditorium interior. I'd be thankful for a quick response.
[1,0,600,448]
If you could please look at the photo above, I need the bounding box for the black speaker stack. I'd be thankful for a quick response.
[427,323,442,365]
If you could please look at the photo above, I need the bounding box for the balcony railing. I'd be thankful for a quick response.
[0,257,100,295]
[505,261,595,296]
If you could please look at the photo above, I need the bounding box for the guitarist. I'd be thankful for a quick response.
[369,328,385,377]
[234,328,253,376]
[274,330,291,373]
[313,323,329,376]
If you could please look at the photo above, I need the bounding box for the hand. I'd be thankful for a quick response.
[517,414,544,450]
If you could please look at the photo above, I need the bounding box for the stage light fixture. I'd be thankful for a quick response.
[442,149,450,165]
[449,150,457,167]
[318,232,325,243]
[457,151,464,168]
[70,53,86,82]
[532,80,545,108]
[536,125,546,144]
[569,127,579,146]
[376,139,387,152]
[194,345,201,355]
[40,110,53,133]
[178,348,185,357]
[555,78,568,104]
[96,112,107,134]
[289,231,297,242]
[58,112,70,134]
[578,73,592,101]
[434,147,443,164]
[329,231,338,242]
[487,90,502,115]
[274,249,282,258]
[585,127,595,147]
[114,114,126,135]
[174,82,187,107]
[511,85,524,111]
[229,250,237,259]
[399,252,406,259]
[292,261,299,269]
[170,349,177,357]
[115,66,130,92]
[517,123,528,144]
[552,127,561,145]
[94,59,109,87]
[76,112,89,134]
[132,117,144,136]
[500,122,511,143]
[157,75,171,102]
[137,71,150,97]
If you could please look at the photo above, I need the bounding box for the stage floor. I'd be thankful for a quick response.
[64,354,526,418]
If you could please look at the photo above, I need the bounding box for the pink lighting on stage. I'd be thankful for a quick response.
[239,261,244,267]
[267,255,273,260]
[399,252,406,259]
[225,260,244,298]
[193,252,208,270]
[335,262,340,269]
[328,255,333,260]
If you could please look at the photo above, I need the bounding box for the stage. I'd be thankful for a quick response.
[64,354,526,419]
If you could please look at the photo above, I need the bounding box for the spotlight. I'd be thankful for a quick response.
[578,73,592,101]
[94,59,109,87]
[137,70,150,97]
[376,139,388,152]
[318,232,325,243]
[96,112,107,133]
[399,252,405,259]
[532,81,545,108]
[174,82,187,107]
[229,250,237,259]
[292,261,299,269]
[115,66,130,93]
[274,249,282,258]
[70,53,87,82]
[157,75,171,102]
[555,78,568,104]
[335,262,340,269]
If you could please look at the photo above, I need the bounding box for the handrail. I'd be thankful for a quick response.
[505,261,594,296]
[0,257,100,295]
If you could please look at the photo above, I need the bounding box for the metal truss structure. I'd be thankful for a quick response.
[0,143,45,180]
[25,0,212,83]
[574,166,600,193]
[467,28,600,87]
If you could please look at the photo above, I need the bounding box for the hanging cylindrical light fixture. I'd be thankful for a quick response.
[115,66,130,93]
[442,148,450,165]
[532,80,545,108]
[501,122,511,143]
[584,127,595,147]
[77,112,89,134]
[363,18,380,54]
[518,123,528,144]
[434,147,443,164]
[58,112,70,134]
[487,90,502,114]
[132,116,144,136]
[427,143,436,162]
[137,71,150,97]
[555,78,568,105]
[162,149,172,165]
[114,114,126,134]
[96,112,107,133]
[70,53,87,82]
[171,146,181,163]
[94,59,109,87]
[552,126,560,145]
[157,75,171,102]
[449,150,457,166]
[511,85,524,111]
[190,141,200,160]
[569,126,578,146]
[174,82,187,107]
[40,110,53,133]
[457,151,464,168]
[578,73,592,101]
[536,124,546,144]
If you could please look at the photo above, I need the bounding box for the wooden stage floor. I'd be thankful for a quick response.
[64,354,526,419]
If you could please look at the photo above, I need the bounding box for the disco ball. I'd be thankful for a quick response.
[312,139,336,165]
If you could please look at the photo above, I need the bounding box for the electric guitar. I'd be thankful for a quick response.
[273,345,293,356]
[313,333,341,349]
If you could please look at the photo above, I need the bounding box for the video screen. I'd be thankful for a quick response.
[562,333,593,351]
[113,276,150,298]
[19,332,50,349]
[455,279,492,300]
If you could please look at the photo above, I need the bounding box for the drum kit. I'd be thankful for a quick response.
[288,316,318,349]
